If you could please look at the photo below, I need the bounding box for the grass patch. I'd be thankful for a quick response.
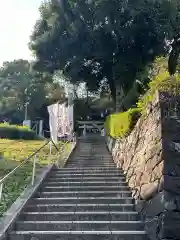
[0,139,70,216]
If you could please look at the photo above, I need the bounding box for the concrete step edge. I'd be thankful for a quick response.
[53,173,123,175]
[33,197,133,200]
[66,165,116,166]
[58,166,116,168]
[16,220,143,224]
[43,186,129,189]
[47,177,125,179]
[44,181,126,184]
[11,230,146,234]
[22,211,138,215]
[56,171,120,172]
[52,175,125,177]
[27,203,134,207]
[40,191,131,193]
[54,167,118,169]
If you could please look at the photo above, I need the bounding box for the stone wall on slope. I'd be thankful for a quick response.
[107,91,180,240]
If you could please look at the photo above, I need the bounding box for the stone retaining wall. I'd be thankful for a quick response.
[107,91,180,240]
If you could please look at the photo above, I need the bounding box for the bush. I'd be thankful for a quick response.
[105,108,141,139]
[105,63,180,139]
[0,123,39,140]
[137,71,180,114]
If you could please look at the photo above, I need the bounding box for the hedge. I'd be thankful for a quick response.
[137,71,180,115]
[105,108,140,139]
[0,123,39,140]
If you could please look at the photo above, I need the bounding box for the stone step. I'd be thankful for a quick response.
[32,197,134,205]
[38,191,132,198]
[71,158,113,161]
[52,173,124,177]
[70,158,113,160]
[7,138,148,240]
[50,171,122,176]
[41,186,129,192]
[75,155,111,157]
[53,167,119,171]
[25,203,134,212]
[69,156,112,158]
[53,167,118,170]
[66,163,116,166]
[72,156,112,158]
[67,158,113,161]
[70,158,113,161]
[74,153,111,155]
[71,156,113,158]
[67,158,113,159]
[15,220,144,231]
[68,159,113,161]
[43,181,127,187]
[47,176,125,181]
[8,139,148,240]
[10,231,147,240]
[69,160,113,162]
[52,169,121,173]
[19,211,140,221]
[66,165,116,168]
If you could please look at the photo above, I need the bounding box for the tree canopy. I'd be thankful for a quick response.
[29,0,180,110]
[0,59,65,123]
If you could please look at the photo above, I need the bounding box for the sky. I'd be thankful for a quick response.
[0,0,42,66]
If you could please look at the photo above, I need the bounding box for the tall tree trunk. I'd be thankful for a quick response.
[108,80,125,112]
[104,61,116,111]
[86,88,89,105]
[108,79,116,108]
[115,85,124,112]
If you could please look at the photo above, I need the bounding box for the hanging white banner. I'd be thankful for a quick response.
[47,103,59,143]
[57,103,74,137]
[48,102,74,142]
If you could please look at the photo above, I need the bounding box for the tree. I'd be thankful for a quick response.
[0,59,65,123]
[30,0,180,110]
[168,34,180,75]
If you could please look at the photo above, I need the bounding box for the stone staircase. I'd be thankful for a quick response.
[9,137,147,239]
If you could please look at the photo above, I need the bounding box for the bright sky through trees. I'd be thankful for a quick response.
[0,0,41,66]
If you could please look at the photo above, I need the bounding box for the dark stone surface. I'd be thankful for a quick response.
[164,176,180,195]
[9,233,148,240]
[140,192,164,218]
[160,211,180,239]
[144,217,160,240]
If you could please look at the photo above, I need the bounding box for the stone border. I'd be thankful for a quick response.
[0,141,77,240]
[60,142,77,168]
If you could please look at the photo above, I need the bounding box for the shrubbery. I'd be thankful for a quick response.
[106,66,180,139]
[105,108,140,138]
[0,123,39,140]
[137,71,180,114]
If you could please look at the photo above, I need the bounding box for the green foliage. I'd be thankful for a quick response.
[30,0,180,107]
[0,139,70,215]
[105,108,141,139]
[105,57,180,139]
[0,163,33,216]
[0,59,65,123]
[137,71,180,114]
[0,123,39,140]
